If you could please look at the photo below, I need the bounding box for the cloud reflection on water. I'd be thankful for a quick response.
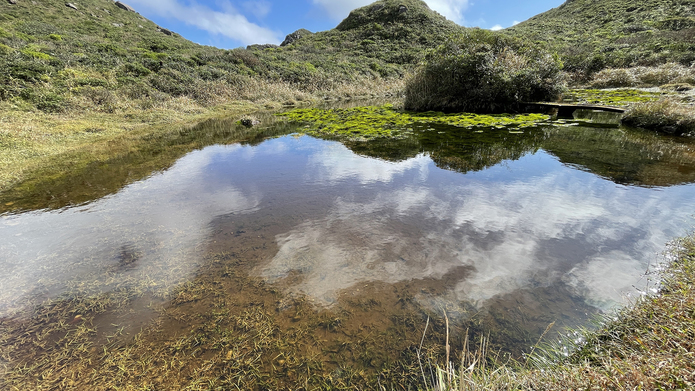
[258,141,695,311]
[0,146,260,317]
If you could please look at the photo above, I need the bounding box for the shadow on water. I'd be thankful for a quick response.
[2,106,695,389]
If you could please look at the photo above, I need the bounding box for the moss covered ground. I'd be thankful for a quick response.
[278,105,550,140]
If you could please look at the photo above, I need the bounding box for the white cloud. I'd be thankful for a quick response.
[312,0,469,24]
[243,0,272,19]
[125,0,281,45]
[512,20,521,26]
[490,24,504,31]
[425,0,469,23]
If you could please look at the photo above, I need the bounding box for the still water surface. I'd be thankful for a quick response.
[2,115,695,387]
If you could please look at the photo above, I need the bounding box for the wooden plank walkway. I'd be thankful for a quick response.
[522,102,626,118]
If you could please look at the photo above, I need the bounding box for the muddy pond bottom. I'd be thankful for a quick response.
[2,124,695,389]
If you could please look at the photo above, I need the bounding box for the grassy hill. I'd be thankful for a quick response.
[507,0,695,74]
[0,0,461,115]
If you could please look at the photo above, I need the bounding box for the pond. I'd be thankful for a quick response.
[2,108,695,389]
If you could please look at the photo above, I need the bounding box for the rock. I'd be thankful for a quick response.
[65,2,78,10]
[112,23,123,27]
[398,5,408,14]
[246,43,278,50]
[157,27,173,35]
[7,0,18,5]
[239,117,260,127]
[114,1,135,12]
[281,29,313,47]
[370,4,384,12]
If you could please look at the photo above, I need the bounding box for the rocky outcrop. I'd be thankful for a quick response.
[115,1,136,12]
[7,0,18,5]
[65,2,78,10]
[157,27,173,35]
[281,29,313,47]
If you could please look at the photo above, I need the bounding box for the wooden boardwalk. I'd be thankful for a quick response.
[522,102,626,118]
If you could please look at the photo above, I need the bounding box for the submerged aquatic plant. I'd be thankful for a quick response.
[278,104,550,140]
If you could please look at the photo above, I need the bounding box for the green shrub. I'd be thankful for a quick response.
[48,34,63,41]
[0,43,13,54]
[8,60,51,81]
[656,17,695,31]
[21,46,52,60]
[404,29,565,113]
[121,62,151,77]
[20,88,66,113]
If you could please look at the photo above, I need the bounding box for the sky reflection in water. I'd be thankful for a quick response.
[1,134,694,319]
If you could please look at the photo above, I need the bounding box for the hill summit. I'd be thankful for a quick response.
[337,0,453,31]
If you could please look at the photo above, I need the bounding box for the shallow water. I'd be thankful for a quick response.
[2,114,695,388]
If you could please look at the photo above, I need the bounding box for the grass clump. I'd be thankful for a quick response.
[622,98,695,135]
[404,29,565,113]
[589,63,695,88]
[279,104,550,140]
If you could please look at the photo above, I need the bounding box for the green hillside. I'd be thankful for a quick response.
[507,0,695,73]
[0,0,461,114]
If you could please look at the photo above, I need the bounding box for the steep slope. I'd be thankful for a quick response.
[507,0,695,73]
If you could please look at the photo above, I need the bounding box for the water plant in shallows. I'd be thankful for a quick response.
[278,105,551,140]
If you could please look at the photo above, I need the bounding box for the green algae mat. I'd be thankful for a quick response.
[278,104,551,140]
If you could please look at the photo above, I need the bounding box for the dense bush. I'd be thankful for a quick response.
[404,29,565,112]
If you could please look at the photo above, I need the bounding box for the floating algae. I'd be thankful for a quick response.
[278,104,550,140]
[565,89,665,106]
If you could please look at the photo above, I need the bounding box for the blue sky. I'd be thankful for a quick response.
[122,0,565,49]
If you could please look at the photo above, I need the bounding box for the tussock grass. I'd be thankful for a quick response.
[622,98,695,135]
[590,63,695,89]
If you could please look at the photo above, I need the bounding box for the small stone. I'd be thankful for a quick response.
[7,0,18,5]
[398,5,408,14]
[239,117,260,127]
[65,2,78,10]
